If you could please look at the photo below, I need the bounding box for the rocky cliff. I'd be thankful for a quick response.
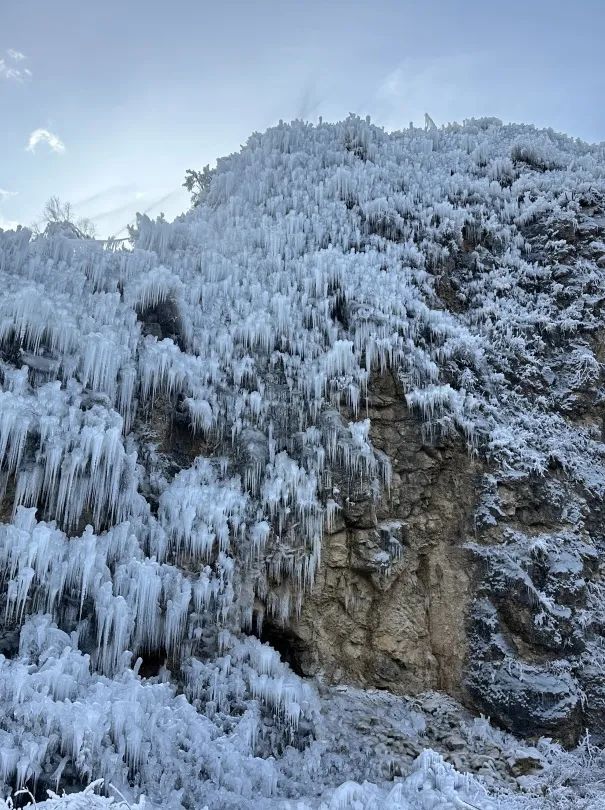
[0,116,604,808]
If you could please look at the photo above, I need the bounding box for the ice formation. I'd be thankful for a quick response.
[0,114,604,807]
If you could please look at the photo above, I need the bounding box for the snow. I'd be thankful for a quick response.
[0,114,603,806]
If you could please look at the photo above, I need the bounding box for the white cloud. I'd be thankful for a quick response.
[0,60,19,80]
[26,129,66,154]
[0,49,31,81]
[0,216,20,231]
[0,189,17,201]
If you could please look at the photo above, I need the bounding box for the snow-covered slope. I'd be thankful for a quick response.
[0,116,604,808]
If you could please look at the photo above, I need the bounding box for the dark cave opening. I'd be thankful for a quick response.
[135,647,168,679]
[137,298,186,350]
[257,621,307,677]
[0,628,20,659]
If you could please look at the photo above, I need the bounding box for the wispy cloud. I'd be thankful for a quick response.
[26,129,66,154]
[0,188,17,201]
[102,189,181,223]
[76,184,139,209]
[0,49,31,81]
[140,189,182,217]
[92,195,148,222]
[294,78,323,121]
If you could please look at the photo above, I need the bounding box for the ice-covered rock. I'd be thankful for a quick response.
[0,114,604,806]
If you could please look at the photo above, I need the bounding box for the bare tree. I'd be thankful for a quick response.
[36,195,97,239]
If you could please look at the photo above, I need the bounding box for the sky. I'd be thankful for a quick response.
[1,0,604,237]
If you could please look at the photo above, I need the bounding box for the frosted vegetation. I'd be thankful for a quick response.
[0,115,604,807]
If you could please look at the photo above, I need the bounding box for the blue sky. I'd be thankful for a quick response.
[1,0,604,237]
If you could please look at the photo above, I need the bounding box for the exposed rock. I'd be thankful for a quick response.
[468,656,583,745]
[283,371,481,699]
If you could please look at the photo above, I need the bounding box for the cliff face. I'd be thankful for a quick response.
[286,354,605,747]
[265,130,605,748]
[0,116,604,807]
